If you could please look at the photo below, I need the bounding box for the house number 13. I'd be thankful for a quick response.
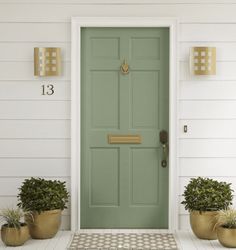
[42,84,55,96]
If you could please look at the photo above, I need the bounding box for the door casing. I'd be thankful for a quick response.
[71,17,179,231]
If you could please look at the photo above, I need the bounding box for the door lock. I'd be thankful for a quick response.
[159,130,168,168]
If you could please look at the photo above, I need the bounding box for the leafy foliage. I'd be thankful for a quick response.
[17,178,69,213]
[0,208,25,229]
[181,177,233,212]
[216,208,236,229]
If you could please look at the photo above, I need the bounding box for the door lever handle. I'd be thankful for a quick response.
[159,130,168,168]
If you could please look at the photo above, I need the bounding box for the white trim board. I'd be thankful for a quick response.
[71,17,179,231]
[1,0,236,4]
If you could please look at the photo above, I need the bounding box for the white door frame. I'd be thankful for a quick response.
[71,17,179,231]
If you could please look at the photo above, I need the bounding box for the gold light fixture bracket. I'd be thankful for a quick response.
[34,47,61,77]
[190,47,216,75]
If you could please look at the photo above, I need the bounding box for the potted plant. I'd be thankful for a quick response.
[0,208,29,246]
[181,177,233,240]
[17,177,69,239]
[215,208,236,248]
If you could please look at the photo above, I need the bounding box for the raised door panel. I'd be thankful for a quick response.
[131,37,160,60]
[91,38,120,59]
[130,71,159,129]
[91,71,119,129]
[130,148,159,206]
[90,148,120,206]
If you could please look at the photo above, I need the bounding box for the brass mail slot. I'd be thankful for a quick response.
[108,134,141,144]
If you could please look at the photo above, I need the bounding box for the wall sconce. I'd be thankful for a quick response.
[34,47,61,77]
[190,47,216,75]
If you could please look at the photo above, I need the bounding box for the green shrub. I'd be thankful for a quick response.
[181,177,233,212]
[17,177,69,213]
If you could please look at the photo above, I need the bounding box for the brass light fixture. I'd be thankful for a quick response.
[34,47,61,77]
[190,47,216,75]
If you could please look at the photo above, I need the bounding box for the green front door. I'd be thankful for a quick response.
[81,28,169,228]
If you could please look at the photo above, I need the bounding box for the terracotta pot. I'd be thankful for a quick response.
[1,223,29,246]
[190,210,218,240]
[25,209,61,239]
[217,226,236,248]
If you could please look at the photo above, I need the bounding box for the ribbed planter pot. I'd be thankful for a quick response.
[26,209,61,239]
[1,223,29,246]
[190,210,218,240]
[217,226,236,248]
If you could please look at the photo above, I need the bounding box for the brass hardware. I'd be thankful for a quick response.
[120,60,129,74]
[34,47,61,77]
[108,134,141,144]
[190,47,216,75]
[159,130,168,168]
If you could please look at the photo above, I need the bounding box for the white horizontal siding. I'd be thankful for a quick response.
[180,81,236,100]
[180,101,236,119]
[0,158,70,176]
[0,23,69,42]
[180,158,236,176]
[179,120,236,138]
[0,120,70,138]
[0,139,70,158]
[180,139,236,157]
[0,101,70,119]
[180,23,236,42]
[0,4,236,22]
[0,81,70,100]
[179,215,190,230]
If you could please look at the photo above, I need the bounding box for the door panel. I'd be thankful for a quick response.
[131,148,159,205]
[91,71,119,129]
[131,71,159,128]
[91,38,120,59]
[90,148,119,206]
[81,28,169,228]
[131,37,160,60]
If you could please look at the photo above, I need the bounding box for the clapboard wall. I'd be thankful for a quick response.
[1,0,236,230]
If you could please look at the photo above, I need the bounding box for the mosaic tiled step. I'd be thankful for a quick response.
[68,233,179,250]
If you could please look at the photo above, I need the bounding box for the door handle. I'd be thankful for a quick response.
[159,130,168,168]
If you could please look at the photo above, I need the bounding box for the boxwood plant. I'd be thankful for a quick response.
[17,177,69,213]
[181,177,233,212]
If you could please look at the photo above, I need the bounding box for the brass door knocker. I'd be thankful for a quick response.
[120,60,129,74]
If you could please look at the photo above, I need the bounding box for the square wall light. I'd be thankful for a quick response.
[34,47,61,77]
[190,47,216,75]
